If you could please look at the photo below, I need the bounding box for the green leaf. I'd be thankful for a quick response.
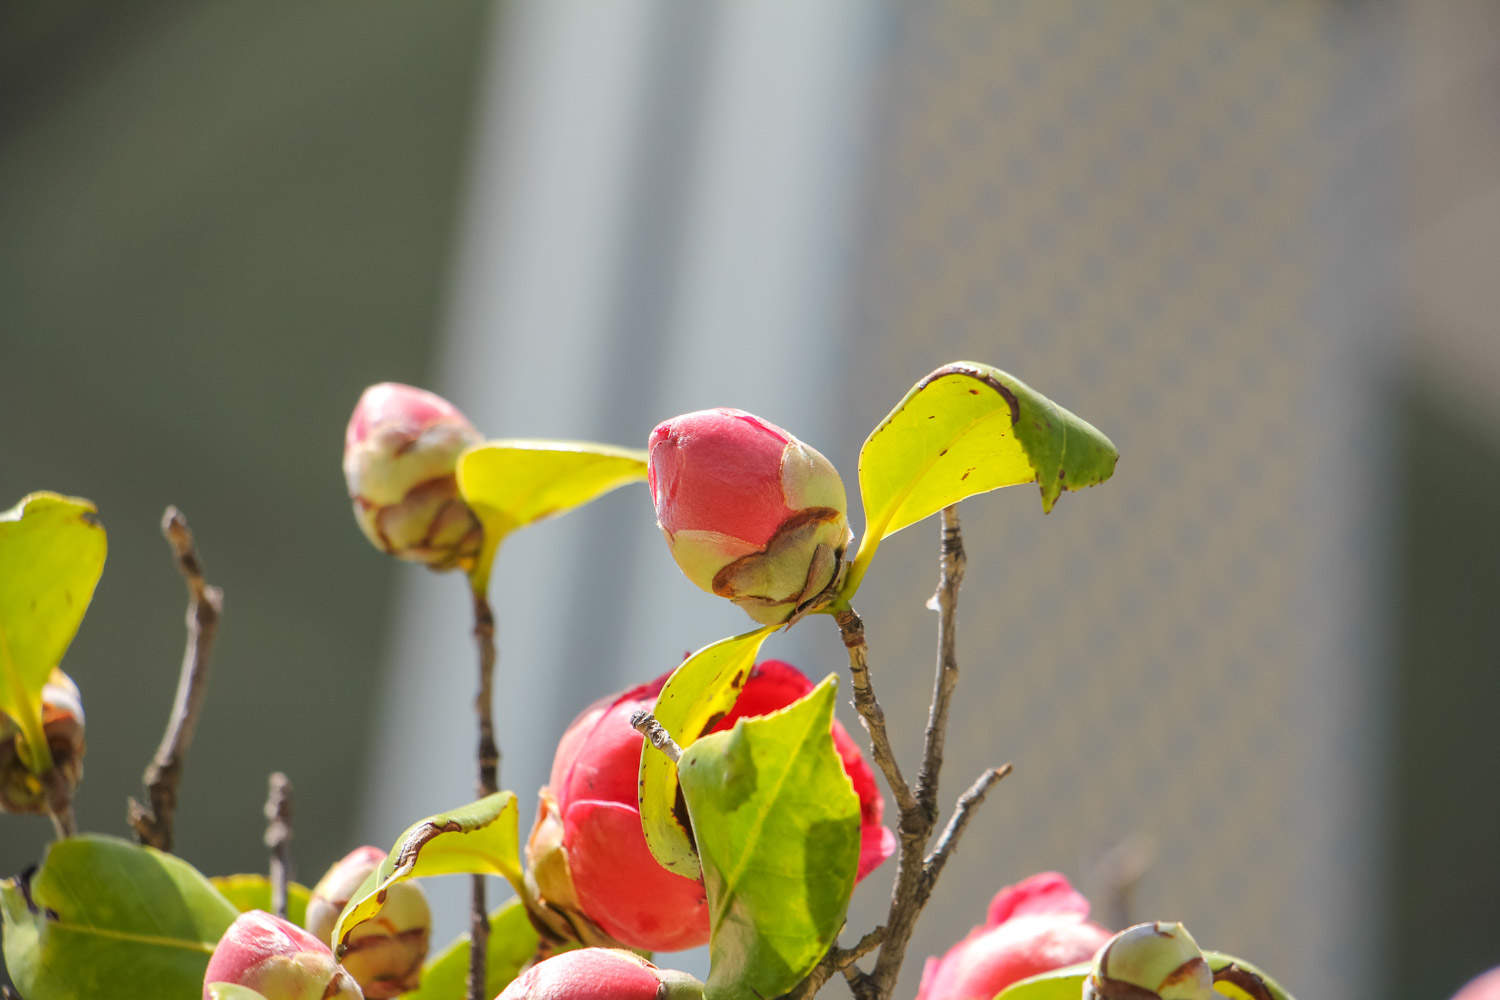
[0,492,106,772]
[1204,950,1298,1000]
[0,834,239,999]
[639,626,777,878]
[210,874,312,929]
[456,440,648,587]
[844,363,1117,597]
[995,952,1298,1000]
[207,985,270,1000]
[678,676,859,1000]
[332,791,525,960]
[407,897,542,1000]
[995,964,1088,1000]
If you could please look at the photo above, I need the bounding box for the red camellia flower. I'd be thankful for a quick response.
[526,659,895,952]
[497,948,703,1000]
[204,910,362,1000]
[342,382,483,572]
[916,872,1113,1000]
[647,408,851,624]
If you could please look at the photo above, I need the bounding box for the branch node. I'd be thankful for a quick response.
[630,710,683,764]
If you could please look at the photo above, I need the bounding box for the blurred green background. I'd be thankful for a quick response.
[3,4,1498,1000]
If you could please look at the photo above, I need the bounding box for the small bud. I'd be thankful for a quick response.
[0,669,86,815]
[916,872,1113,1000]
[647,409,851,624]
[1084,922,1215,1000]
[343,382,483,572]
[304,846,430,998]
[497,948,704,1000]
[204,910,362,1000]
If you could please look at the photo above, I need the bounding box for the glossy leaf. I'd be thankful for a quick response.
[407,897,541,1000]
[332,791,525,959]
[0,492,106,772]
[995,952,1297,1000]
[844,363,1117,596]
[210,874,312,929]
[639,626,777,878]
[678,676,859,1000]
[456,440,648,586]
[0,834,239,999]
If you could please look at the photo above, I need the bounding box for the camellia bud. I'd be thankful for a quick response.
[647,408,851,624]
[0,669,86,815]
[204,910,362,1000]
[304,846,430,998]
[496,948,704,1000]
[916,872,1113,1000]
[526,659,894,953]
[1083,922,1216,1000]
[343,382,483,572]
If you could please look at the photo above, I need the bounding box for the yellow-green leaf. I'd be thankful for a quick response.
[844,363,1117,596]
[679,676,859,1000]
[331,792,525,960]
[407,897,543,1000]
[210,874,312,929]
[0,834,239,999]
[639,626,776,878]
[456,440,648,587]
[0,492,106,772]
[207,985,270,1000]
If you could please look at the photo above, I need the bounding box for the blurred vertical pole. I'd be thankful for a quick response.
[354,0,889,958]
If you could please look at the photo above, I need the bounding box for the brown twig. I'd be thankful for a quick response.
[43,767,77,840]
[128,507,223,852]
[263,772,292,919]
[468,582,500,1000]
[785,927,886,1000]
[820,509,1005,1000]
[630,709,683,763]
[914,507,965,825]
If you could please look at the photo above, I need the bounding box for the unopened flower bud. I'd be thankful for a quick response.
[0,670,85,815]
[1084,922,1215,1000]
[304,846,430,998]
[343,382,483,572]
[647,409,851,624]
[497,948,704,1000]
[916,872,1113,1000]
[527,659,892,953]
[204,910,362,1000]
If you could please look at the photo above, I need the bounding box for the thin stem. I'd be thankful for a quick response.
[630,709,683,763]
[129,506,224,852]
[914,507,965,826]
[833,609,915,819]
[785,927,886,1000]
[468,580,500,1000]
[920,765,1010,893]
[43,767,76,840]
[263,772,292,920]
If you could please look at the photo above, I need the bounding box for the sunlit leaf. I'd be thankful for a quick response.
[332,792,525,960]
[0,834,239,999]
[639,626,776,878]
[996,951,1298,1000]
[0,492,106,772]
[407,897,543,1000]
[456,440,648,586]
[1205,950,1298,1000]
[844,363,1117,596]
[207,985,270,1000]
[210,874,312,929]
[679,676,859,1000]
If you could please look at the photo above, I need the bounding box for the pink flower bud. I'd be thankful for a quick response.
[204,910,362,1000]
[343,382,483,572]
[916,873,1113,1000]
[648,409,851,624]
[0,669,86,815]
[496,948,703,1000]
[526,659,894,953]
[304,846,431,998]
[1454,967,1500,1000]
